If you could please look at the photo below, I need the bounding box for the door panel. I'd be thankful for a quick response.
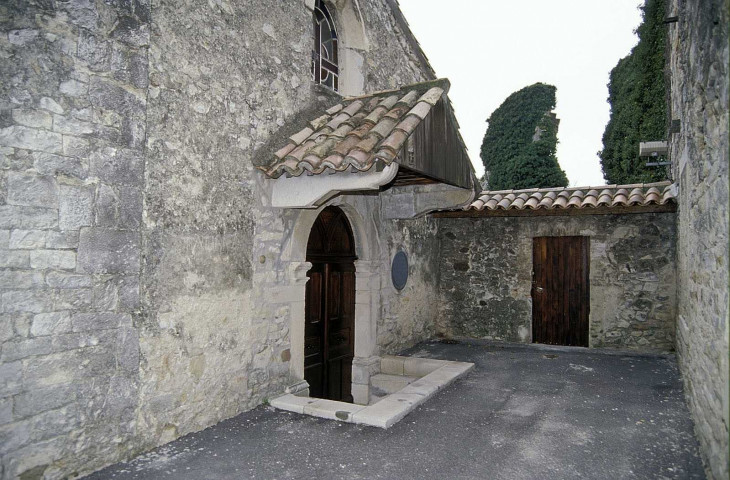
[304,207,356,402]
[532,236,589,347]
[304,266,325,398]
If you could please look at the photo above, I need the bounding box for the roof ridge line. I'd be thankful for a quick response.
[478,181,674,195]
[343,78,450,102]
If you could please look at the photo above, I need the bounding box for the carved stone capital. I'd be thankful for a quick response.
[289,261,312,286]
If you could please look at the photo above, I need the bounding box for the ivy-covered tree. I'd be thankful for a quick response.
[480,83,568,190]
[599,0,667,184]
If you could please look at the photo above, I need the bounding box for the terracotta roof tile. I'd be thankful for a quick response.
[341,100,364,117]
[331,123,354,138]
[344,148,370,167]
[396,90,420,107]
[332,135,362,156]
[274,143,296,160]
[408,102,432,120]
[466,182,677,212]
[379,95,400,110]
[348,122,375,139]
[288,140,316,162]
[326,112,352,130]
[345,111,368,128]
[418,87,444,105]
[395,114,421,136]
[326,104,343,115]
[355,134,380,153]
[309,114,329,130]
[258,80,448,178]
[384,104,412,120]
[289,127,314,145]
[365,106,389,124]
[375,148,398,163]
[321,153,345,169]
[370,117,398,139]
[379,129,409,155]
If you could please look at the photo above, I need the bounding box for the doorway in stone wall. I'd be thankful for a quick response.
[305,206,356,402]
[532,236,590,347]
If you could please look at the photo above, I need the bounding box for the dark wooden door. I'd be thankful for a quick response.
[532,236,589,347]
[305,207,356,402]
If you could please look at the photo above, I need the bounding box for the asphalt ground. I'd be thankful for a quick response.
[89,340,705,479]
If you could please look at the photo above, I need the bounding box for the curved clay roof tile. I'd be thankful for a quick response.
[332,135,361,156]
[341,100,364,117]
[364,106,388,124]
[470,199,485,210]
[321,153,345,169]
[485,198,500,209]
[644,192,661,204]
[553,196,568,208]
[524,197,540,209]
[612,193,628,206]
[567,196,583,208]
[274,142,296,160]
[418,87,444,105]
[378,95,400,110]
[569,190,584,198]
[287,140,316,162]
[582,196,598,207]
[598,188,613,197]
[596,194,613,205]
[396,90,420,107]
[629,187,644,196]
[497,198,513,209]
[511,197,526,209]
[627,193,645,205]
[375,148,397,164]
[537,196,554,208]
[343,149,370,169]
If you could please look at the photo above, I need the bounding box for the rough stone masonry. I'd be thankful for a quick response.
[667,0,729,478]
[0,0,440,477]
[0,0,728,479]
[437,212,677,351]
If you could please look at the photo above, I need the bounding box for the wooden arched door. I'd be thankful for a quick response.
[305,206,356,402]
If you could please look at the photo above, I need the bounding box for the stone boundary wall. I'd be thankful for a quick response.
[437,213,677,351]
[668,0,729,478]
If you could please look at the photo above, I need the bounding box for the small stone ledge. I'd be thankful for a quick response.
[270,356,474,428]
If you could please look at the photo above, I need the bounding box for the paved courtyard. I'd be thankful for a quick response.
[90,340,705,479]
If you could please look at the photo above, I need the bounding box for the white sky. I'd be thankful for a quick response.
[398,0,644,187]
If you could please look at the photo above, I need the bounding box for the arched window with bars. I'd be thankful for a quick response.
[312,0,339,91]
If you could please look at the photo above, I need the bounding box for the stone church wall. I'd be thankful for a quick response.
[667,0,729,478]
[0,1,150,477]
[437,213,677,351]
[0,0,439,477]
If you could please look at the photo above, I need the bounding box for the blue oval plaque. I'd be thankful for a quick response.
[391,251,409,290]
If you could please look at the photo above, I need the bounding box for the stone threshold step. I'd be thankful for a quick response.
[270,357,474,429]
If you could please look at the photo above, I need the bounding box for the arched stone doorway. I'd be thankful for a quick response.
[304,206,357,402]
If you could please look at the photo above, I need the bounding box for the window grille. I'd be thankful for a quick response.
[312,0,339,92]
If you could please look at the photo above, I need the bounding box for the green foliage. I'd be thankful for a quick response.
[599,0,668,184]
[480,83,568,190]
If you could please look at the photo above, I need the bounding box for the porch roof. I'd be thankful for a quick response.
[257,79,474,191]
